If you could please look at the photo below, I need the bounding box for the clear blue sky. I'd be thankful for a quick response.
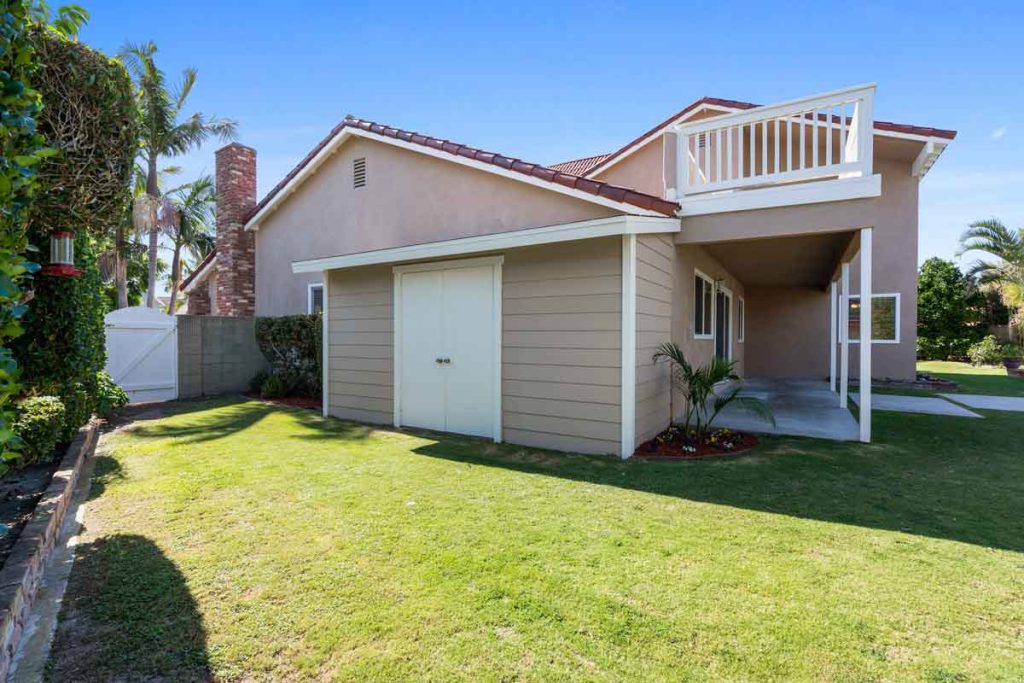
[81,0,1023,272]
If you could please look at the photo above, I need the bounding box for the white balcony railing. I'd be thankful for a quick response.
[670,84,875,198]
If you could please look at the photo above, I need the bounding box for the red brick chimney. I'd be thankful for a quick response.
[214,143,257,317]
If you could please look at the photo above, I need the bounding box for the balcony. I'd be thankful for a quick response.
[669,84,881,216]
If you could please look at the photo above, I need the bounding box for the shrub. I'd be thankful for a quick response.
[14,395,66,465]
[967,335,1003,366]
[96,371,129,418]
[249,369,269,395]
[254,315,322,398]
[1002,343,1024,359]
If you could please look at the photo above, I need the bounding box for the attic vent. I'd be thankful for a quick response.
[697,133,707,149]
[353,157,366,188]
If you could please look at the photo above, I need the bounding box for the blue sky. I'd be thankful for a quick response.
[81,0,1023,274]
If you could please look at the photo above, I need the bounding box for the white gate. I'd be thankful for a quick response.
[104,306,178,403]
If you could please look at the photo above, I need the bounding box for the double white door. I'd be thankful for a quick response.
[397,260,499,439]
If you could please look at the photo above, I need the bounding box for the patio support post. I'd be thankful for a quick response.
[839,262,850,407]
[859,228,873,443]
[829,280,837,393]
[322,270,330,418]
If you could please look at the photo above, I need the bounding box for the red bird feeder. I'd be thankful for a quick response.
[41,231,82,277]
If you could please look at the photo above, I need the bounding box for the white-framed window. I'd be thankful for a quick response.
[308,282,324,314]
[847,293,899,344]
[737,297,745,343]
[693,269,714,339]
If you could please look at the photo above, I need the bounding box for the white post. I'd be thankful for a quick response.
[839,262,850,407]
[321,270,330,418]
[859,228,873,443]
[829,280,837,393]
[620,234,637,459]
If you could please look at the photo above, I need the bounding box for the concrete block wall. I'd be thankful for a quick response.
[177,316,267,399]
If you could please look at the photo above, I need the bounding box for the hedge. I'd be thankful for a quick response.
[254,315,322,398]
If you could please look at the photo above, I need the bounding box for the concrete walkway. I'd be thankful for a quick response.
[941,394,1024,412]
[852,393,982,418]
[715,378,860,441]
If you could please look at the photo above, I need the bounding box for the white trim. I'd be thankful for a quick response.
[677,174,881,217]
[247,126,668,230]
[620,234,637,459]
[715,285,734,361]
[693,268,715,339]
[846,292,901,344]
[859,228,873,443]
[292,215,679,273]
[829,280,837,393]
[321,273,329,418]
[911,140,947,178]
[737,296,745,344]
[181,255,217,294]
[307,282,324,314]
[391,255,504,443]
[839,262,850,408]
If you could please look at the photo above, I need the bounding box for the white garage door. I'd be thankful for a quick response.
[104,306,178,403]
[394,257,501,440]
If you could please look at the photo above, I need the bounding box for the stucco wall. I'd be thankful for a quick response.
[256,136,618,316]
[325,238,623,455]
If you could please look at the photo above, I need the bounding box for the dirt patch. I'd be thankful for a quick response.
[0,459,62,569]
[249,394,322,411]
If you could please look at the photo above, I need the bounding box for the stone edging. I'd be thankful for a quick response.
[0,418,100,680]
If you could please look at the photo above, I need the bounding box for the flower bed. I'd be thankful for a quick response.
[636,426,759,459]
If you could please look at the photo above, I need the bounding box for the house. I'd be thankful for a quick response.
[181,84,955,457]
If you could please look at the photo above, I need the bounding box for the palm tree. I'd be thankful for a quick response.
[652,342,774,442]
[119,41,236,308]
[959,219,1024,339]
[165,176,215,315]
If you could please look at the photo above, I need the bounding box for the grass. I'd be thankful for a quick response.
[918,360,1024,397]
[47,397,1024,681]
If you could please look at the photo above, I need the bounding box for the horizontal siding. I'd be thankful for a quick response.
[327,266,393,424]
[502,238,621,455]
[635,234,675,446]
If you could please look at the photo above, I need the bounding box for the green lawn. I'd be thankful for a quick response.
[48,398,1023,681]
[919,360,1024,397]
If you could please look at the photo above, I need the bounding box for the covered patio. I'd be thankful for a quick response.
[716,377,860,441]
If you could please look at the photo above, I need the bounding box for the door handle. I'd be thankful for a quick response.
[443,357,451,364]
[435,357,443,364]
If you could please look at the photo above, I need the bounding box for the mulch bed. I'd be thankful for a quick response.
[635,429,759,460]
[0,456,63,569]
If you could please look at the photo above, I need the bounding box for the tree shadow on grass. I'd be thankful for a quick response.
[46,534,210,682]
[409,410,1024,553]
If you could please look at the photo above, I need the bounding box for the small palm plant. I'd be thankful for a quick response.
[652,342,774,442]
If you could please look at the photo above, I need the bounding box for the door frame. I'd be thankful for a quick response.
[715,284,733,361]
[392,255,504,442]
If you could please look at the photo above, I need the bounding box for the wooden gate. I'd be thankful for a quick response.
[104,306,178,403]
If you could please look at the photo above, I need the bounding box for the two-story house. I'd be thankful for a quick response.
[180,84,955,456]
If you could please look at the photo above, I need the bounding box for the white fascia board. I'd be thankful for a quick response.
[181,255,217,294]
[292,215,679,274]
[677,174,881,217]
[247,128,668,230]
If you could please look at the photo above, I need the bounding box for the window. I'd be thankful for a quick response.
[693,270,714,338]
[308,283,324,314]
[737,297,745,342]
[353,157,366,188]
[848,293,899,343]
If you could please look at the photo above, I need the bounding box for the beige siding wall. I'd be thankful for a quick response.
[326,265,394,424]
[634,234,675,446]
[502,238,622,455]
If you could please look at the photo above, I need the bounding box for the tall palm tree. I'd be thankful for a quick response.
[165,176,215,315]
[119,41,236,308]
[959,219,1024,337]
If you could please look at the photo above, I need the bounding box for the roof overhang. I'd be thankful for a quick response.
[292,215,679,273]
[181,254,217,293]
[247,127,672,231]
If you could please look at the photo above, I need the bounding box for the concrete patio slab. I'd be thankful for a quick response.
[940,394,1024,412]
[715,378,860,441]
[851,394,981,418]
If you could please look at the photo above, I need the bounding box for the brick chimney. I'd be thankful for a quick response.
[214,143,257,317]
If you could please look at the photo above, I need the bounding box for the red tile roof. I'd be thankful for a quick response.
[549,153,611,177]
[178,250,216,291]
[584,96,957,177]
[248,116,679,223]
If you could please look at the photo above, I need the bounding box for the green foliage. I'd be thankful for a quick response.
[13,394,64,464]
[967,335,1003,366]
[258,373,294,399]
[254,315,322,398]
[1000,343,1023,359]
[652,342,774,442]
[917,258,984,360]
[0,0,49,469]
[96,370,128,418]
[12,236,106,438]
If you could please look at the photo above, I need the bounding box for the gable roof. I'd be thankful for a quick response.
[578,96,958,178]
[246,116,679,229]
[179,250,217,292]
[549,153,611,176]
